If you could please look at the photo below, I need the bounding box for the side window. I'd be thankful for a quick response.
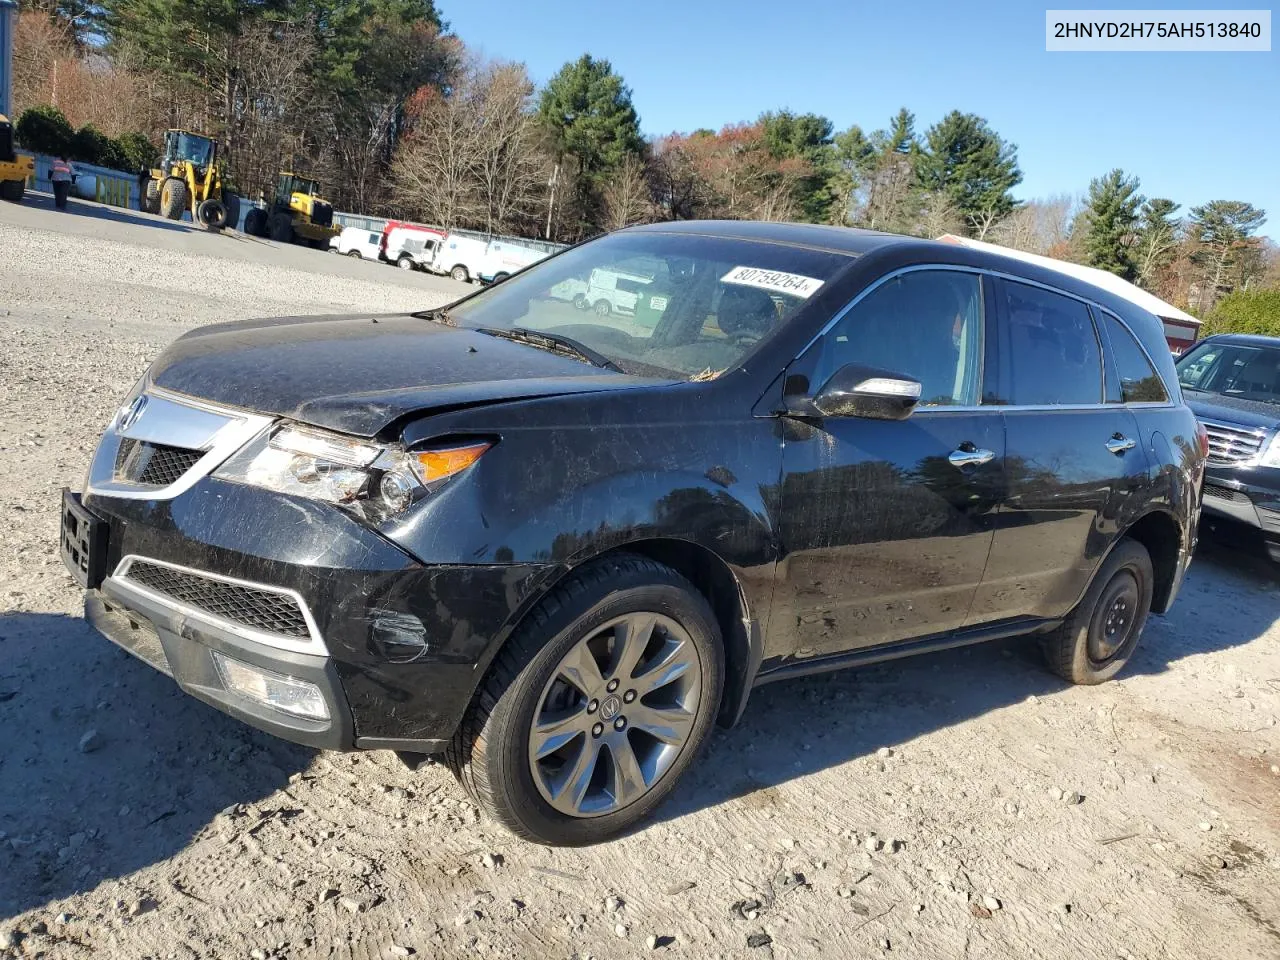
[1002,281,1102,405]
[1103,314,1169,403]
[815,270,984,407]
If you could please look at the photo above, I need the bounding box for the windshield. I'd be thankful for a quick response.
[173,133,213,167]
[439,231,851,379]
[1177,341,1280,405]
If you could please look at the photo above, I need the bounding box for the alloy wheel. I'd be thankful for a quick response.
[528,613,703,818]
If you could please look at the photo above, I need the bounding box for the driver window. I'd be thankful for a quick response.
[814,270,984,407]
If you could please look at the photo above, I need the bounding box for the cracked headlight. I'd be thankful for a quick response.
[214,423,490,522]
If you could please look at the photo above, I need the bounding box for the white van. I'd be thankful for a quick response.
[479,241,554,284]
[330,226,382,260]
[383,223,446,270]
[430,234,491,283]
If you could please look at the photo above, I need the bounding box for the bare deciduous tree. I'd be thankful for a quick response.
[990,195,1078,256]
[916,190,964,238]
[601,154,655,229]
[390,60,550,234]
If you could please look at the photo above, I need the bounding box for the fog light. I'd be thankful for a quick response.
[212,651,330,721]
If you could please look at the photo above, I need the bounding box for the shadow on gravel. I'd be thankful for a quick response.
[658,547,1278,826]
[19,191,194,234]
[0,612,312,919]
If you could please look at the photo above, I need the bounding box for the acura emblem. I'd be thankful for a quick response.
[118,395,149,432]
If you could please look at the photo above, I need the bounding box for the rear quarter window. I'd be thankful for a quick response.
[1102,313,1169,403]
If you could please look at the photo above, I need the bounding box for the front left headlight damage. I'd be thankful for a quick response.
[214,423,491,523]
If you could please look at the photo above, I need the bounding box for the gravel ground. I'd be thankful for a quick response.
[2,196,1279,960]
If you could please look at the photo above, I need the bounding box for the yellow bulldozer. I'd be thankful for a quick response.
[0,111,33,203]
[243,172,339,248]
[143,128,237,230]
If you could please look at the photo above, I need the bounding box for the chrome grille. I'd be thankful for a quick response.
[114,438,205,487]
[1201,420,1267,465]
[122,560,311,639]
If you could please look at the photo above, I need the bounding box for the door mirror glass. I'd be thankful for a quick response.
[812,363,923,420]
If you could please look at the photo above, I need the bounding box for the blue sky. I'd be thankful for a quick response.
[443,0,1278,239]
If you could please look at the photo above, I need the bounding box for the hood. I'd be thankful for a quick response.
[1185,389,1280,432]
[147,313,657,437]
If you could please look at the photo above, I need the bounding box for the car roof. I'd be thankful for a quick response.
[1203,332,1280,347]
[623,219,903,255]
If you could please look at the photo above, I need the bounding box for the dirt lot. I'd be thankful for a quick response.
[2,194,1279,960]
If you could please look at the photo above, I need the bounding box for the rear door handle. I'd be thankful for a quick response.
[948,446,995,468]
[1106,434,1137,455]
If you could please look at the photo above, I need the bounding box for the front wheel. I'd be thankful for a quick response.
[398,255,415,270]
[593,299,612,317]
[447,554,724,846]
[1042,539,1153,685]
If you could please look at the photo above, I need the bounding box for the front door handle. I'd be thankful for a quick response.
[1106,434,1137,455]
[948,445,995,468]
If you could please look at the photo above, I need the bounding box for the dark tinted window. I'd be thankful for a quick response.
[816,270,984,406]
[1177,341,1280,404]
[1103,314,1168,403]
[1003,281,1102,405]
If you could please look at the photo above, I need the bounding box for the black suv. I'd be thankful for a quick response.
[1176,333,1280,559]
[61,222,1205,845]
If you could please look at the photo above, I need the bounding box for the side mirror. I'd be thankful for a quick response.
[805,363,923,420]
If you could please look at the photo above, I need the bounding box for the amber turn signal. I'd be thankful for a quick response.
[411,441,492,483]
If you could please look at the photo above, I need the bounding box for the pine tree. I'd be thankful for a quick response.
[914,111,1021,236]
[759,110,835,223]
[538,55,643,181]
[1190,200,1268,309]
[1132,198,1180,289]
[1081,169,1143,280]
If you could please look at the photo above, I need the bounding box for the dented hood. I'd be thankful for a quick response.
[147,313,650,437]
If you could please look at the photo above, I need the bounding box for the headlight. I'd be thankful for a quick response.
[214,423,491,522]
[1259,434,1280,468]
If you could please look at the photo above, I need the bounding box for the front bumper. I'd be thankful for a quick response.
[66,484,563,753]
[86,584,354,750]
[1201,466,1280,538]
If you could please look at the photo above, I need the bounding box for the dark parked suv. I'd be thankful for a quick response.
[61,222,1205,845]
[1176,333,1280,560]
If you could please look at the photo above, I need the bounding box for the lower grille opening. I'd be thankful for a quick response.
[115,438,204,487]
[122,560,312,640]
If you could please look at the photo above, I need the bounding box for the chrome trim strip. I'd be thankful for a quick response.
[86,389,274,502]
[110,554,328,656]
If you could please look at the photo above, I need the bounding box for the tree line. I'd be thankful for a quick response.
[12,0,1276,323]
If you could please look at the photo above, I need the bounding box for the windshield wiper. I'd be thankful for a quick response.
[475,327,621,372]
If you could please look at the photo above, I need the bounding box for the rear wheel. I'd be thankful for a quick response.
[346,249,362,258]
[450,265,469,283]
[243,207,267,238]
[222,192,241,231]
[144,179,160,214]
[593,299,612,317]
[447,554,723,846]
[398,255,415,270]
[1042,539,1153,685]
[268,212,293,244]
[0,179,24,202]
[159,178,187,220]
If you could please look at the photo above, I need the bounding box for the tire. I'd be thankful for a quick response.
[491,272,510,284]
[346,249,362,258]
[573,293,589,310]
[593,299,612,317]
[268,212,294,244]
[447,553,724,846]
[243,207,268,238]
[223,192,241,231]
[450,265,469,283]
[398,255,415,270]
[195,198,227,230]
[144,180,160,214]
[1042,539,1153,685]
[159,178,188,220]
[0,179,24,203]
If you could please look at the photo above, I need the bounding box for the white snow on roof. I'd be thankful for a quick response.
[936,234,1201,327]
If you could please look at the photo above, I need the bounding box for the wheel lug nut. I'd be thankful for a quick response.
[623,690,636,703]
[591,723,603,737]
[587,699,599,714]
[606,679,619,693]
[614,717,626,731]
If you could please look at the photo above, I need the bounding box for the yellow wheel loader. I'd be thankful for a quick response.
[243,172,339,248]
[144,129,238,230]
[0,111,33,203]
